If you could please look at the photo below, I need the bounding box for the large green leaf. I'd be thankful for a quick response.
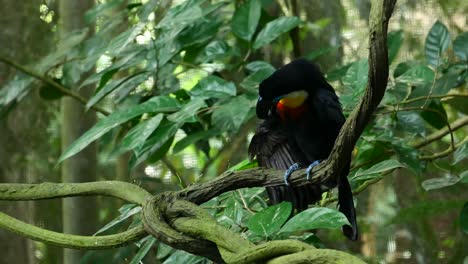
[157,0,204,29]
[162,250,205,264]
[420,100,447,129]
[240,68,274,90]
[172,129,220,154]
[396,65,435,86]
[352,160,405,181]
[232,0,262,41]
[460,202,468,235]
[341,59,368,110]
[421,176,459,191]
[199,40,235,62]
[86,72,150,109]
[245,61,275,72]
[305,46,340,61]
[393,144,423,174]
[453,32,468,61]
[107,23,146,56]
[177,18,222,48]
[248,202,291,237]
[388,30,403,65]
[58,96,180,163]
[211,95,253,132]
[190,75,236,99]
[253,16,301,49]
[130,236,157,264]
[279,207,350,234]
[167,98,207,123]
[112,114,164,156]
[425,21,451,67]
[95,204,141,235]
[453,142,467,165]
[433,73,459,95]
[130,120,180,168]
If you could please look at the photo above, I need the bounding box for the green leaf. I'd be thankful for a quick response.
[305,46,340,61]
[190,76,236,99]
[162,250,205,264]
[396,112,426,136]
[393,144,423,174]
[425,21,451,67]
[130,236,157,264]
[341,59,368,110]
[232,0,262,41]
[352,160,405,181]
[396,65,435,86]
[211,95,253,132]
[460,202,468,234]
[96,69,119,92]
[433,73,459,95]
[326,63,352,82]
[86,72,150,109]
[172,129,220,154]
[107,23,146,56]
[157,0,204,29]
[253,16,301,49]
[95,204,141,235]
[453,32,468,61]
[199,40,235,62]
[58,96,180,163]
[240,68,274,90]
[445,96,468,114]
[228,159,259,172]
[245,61,276,73]
[388,30,403,65]
[248,202,291,237]
[178,19,222,48]
[167,98,207,123]
[460,171,468,184]
[85,0,125,23]
[113,114,164,156]
[130,120,180,168]
[453,142,468,165]
[279,207,350,234]
[421,176,459,191]
[147,136,174,163]
[38,80,66,100]
[420,100,447,129]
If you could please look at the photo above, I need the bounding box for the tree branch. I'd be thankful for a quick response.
[0,55,110,116]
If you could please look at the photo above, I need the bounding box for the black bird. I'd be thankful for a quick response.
[248,58,358,240]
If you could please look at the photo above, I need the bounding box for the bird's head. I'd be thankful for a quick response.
[256,59,328,119]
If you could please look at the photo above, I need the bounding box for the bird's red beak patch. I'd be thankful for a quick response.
[276,90,308,120]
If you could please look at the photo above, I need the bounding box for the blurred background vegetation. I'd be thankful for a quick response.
[0,0,466,263]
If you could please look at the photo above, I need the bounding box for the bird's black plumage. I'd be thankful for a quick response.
[248,58,358,240]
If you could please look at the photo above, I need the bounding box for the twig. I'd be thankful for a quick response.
[419,136,468,161]
[0,55,110,116]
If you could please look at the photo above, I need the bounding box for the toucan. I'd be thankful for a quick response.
[248,58,358,240]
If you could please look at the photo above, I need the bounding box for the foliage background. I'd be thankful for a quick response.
[0,0,467,263]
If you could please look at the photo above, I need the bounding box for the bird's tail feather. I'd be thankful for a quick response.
[337,174,358,240]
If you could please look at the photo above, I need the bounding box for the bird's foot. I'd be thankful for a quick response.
[284,163,300,186]
[306,160,322,181]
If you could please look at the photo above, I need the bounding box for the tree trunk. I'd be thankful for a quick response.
[59,1,98,263]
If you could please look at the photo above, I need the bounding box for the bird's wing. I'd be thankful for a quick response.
[248,118,324,211]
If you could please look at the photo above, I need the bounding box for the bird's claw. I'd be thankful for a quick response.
[306,160,321,181]
[284,163,300,186]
